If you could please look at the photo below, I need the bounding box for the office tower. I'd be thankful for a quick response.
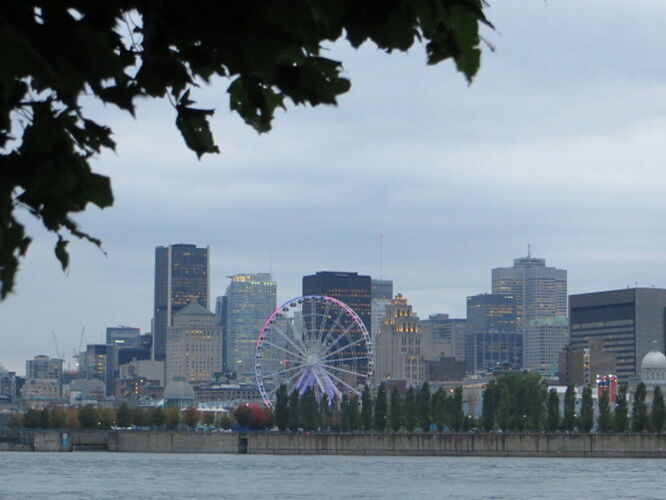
[25,355,63,380]
[375,294,425,386]
[106,326,141,347]
[492,255,568,374]
[79,344,107,380]
[166,301,223,383]
[215,295,228,372]
[420,314,467,363]
[465,294,521,373]
[302,271,372,332]
[371,279,393,338]
[569,288,666,382]
[153,244,210,361]
[0,365,17,402]
[103,326,150,396]
[224,273,277,380]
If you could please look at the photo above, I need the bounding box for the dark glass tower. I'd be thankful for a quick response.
[465,293,521,373]
[153,244,209,361]
[302,271,372,332]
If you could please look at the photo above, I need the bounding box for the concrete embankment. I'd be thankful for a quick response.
[4,430,666,457]
[247,432,666,458]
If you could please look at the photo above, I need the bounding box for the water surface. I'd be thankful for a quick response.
[1,452,665,499]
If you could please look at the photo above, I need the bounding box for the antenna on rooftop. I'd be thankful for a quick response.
[268,246,272,275]
[527,243,531,258]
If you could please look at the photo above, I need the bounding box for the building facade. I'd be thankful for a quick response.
[25,355,63,381]
[375,294,425,386]
[214,295,228,371]
[420,314,467,364]
[302,271,372,333]
[371,279,393,339]
[569,287,666,382]
[79,344,107,380]
[223,273,276,381]
[166,301,223,384]
[465,294,521,373]
[492,255,568,374]
[558,341,617,385]
[153,244,210,361]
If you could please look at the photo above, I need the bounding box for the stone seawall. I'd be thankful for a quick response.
[247,433,666,458]
[107,431,238,453]
[4,431,666,457]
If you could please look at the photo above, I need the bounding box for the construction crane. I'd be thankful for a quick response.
[72,327,86,371]
[51,331,62,360]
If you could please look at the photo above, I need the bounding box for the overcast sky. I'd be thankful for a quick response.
[2,1,666,373]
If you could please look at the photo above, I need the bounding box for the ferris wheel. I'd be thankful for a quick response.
[255,295,374,407]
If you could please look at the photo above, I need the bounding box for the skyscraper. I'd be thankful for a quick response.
[492,255,568,374]
[569,288,666,382]
[302,271,372,332]
[224,273,277,381]
[215,295,228,372]
[371,279,393,338]
[153,244,210,361]
[420,314,467,364]
[465,294,521,373]
[375,294,425,386]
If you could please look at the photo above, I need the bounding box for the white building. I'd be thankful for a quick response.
[640,347,666,387]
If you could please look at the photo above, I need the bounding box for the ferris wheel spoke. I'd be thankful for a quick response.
[311,369,329,397]
[319,321,356,355]
[267,323,309,358]
[315,300,332,344]
[318,306,347,349]
[323,335,366,360]
[262,340,308,362]
[288,314,311,353]
[324,355,369,364]
[321,362,369,378]
[324,369,362,395]
[261,363,305,379]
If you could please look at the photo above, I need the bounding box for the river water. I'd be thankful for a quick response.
[1,452,665,499]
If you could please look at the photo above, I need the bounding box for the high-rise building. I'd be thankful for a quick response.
[420,314,467,364]
[25,355,63,381]
[375,294,425,386]
[0,365,17,402]
[569,288,666,382]
[371,279,393,338]
[215,295,228,372]
[465,294,521,373]
[492,255,568,374]
[153,244,210,361]
[166,301,223,384]
[302,271,372,332]
[106,326,141,347]
[224,273,277,381]
[79,344,107,380]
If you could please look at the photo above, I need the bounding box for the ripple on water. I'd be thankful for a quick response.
[2,452,666,500]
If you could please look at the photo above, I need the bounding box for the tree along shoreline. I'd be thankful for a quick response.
[7,372,665,434]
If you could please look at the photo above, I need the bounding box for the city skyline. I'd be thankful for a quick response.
[3,1,666,373]
[2,246,665,374]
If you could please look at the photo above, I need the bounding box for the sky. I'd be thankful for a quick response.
[2,1,666,373]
